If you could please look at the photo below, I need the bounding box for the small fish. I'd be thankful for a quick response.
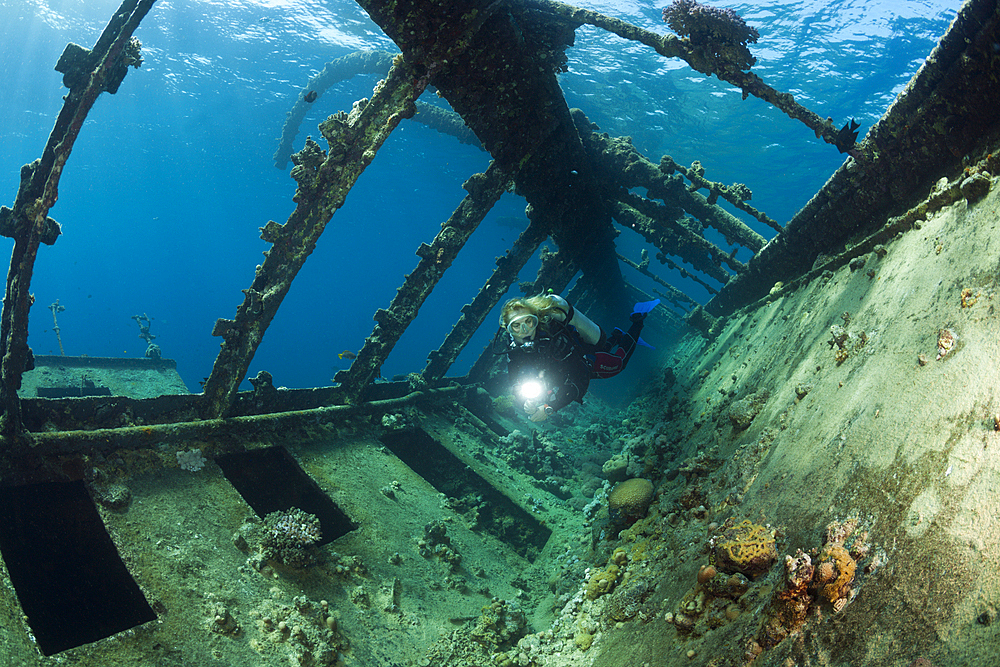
[304,90,318,103]
[338,350,356,360]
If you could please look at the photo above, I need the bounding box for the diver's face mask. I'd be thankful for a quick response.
[507,313,538,339]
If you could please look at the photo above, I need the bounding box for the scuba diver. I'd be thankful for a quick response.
[495,293,658,422]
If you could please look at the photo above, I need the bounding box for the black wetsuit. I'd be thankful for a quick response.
[504,319,598,413]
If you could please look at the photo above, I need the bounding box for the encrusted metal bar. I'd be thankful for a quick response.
[573,110,765,256]
[202,56,432,418]
[0,0,153,439]
[610,197,736,284]
[423,217,548,381]
[617,252,700,311]
[660,156,781,233]
[333,162,511,401]
[22,386,467,458]
[524,0,863,155]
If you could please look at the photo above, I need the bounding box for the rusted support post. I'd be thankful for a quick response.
[525,0,862,155]
[520,237,579,298]
[333,162,511,401]
[423,218,549,381]
[573,110,765,257]
[274,51,398,169]
[202,57,432,418]
[0,0,152,439]
[617,252,699,312]
[610,197,737,284]
[660,156,780,233]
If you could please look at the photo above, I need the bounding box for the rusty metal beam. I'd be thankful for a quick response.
[333,162,511,401]
[201,57,432,418]
[616,252,700,312]
[0,0,153,439]
[423,217,549,382]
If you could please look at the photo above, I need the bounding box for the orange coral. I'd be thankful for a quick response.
[816,544,855,605]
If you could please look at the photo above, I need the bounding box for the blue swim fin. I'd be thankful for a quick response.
[632,299,660,316]
[638,337,655,349]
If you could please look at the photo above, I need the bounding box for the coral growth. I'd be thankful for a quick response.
[607,478,655,528]
[604,577,654,623]
[471,599,527,650]
[585,563,620,600]
[828,319,869,365]
[759,549,814,648]
[936,328,957,360]
[233,508,324,570]
[262,508,323,567]
[710,519,777,578]
[758,519,867,651]
[417,520,462,571]
[662,0,759,72]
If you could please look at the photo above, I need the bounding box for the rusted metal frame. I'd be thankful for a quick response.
[0,0,154,439]
[526,244,579,298]
[524,0,862,155]
[423,217,549,381]
[22,386,467,461]
[611,197,737,285]
[577,123,766,254]
[274,51,398,169]
[333,162,511,401]
[616,252,699,312]
[660,156,781,233]
[621,246,718,297]
[201,57,432,418]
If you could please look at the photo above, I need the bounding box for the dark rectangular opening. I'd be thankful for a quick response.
[379,428,551,562]
[0,480,156,655]
[37,385,112,398]
[216,446,356,545]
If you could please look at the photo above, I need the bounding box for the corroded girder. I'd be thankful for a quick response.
[201,57,432,418]
[708,0,1000,315]
[660,156,781,234]
[524,0,862,155]
[423,217,549,382]
[617,252,700,312]
[333,162,511,401]
[573,110,765,255]
[356,0,630,319]
[0,0,153,439]
[610,197,736,285]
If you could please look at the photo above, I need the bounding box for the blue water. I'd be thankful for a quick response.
[0,0,959,393]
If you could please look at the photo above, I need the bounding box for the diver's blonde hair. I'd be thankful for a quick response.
[500,293,568,329]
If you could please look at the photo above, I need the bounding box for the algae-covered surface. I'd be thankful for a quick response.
[20,356,190,399]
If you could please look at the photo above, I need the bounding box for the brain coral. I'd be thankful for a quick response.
[711,519,777,578]
[608,478,655,526]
